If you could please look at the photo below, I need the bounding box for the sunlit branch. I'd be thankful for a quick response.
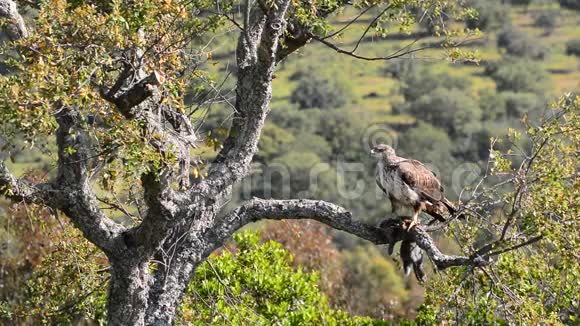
[311,33,434,61]
[215,198,491,271]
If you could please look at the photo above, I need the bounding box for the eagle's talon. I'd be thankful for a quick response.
[399,217,418,231]
[407,219,420,230]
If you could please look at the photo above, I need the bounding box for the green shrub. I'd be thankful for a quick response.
[400,66,470,102]
[479,89,507,121]
[407,88,482,138]
[533,10,558,33]
[486,58,550,93]
[565,39,580,56]
[179,231,375,325]
[290,72,353,110]
[497,26,547,60]
[383,59,416,80]
[466,0,511,31]
[502,92,544,119]
[559,0,580,10]
[510,0,532,5]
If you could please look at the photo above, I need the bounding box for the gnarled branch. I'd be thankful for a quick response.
[54,107,126,254]
[0,161,54,204]
[214,198,490,271]
[197,0,291,197]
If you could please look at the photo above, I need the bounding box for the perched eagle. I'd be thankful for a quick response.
[370,144,459,229]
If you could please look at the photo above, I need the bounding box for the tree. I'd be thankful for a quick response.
[407,88,482,138]
[559,0,580,10]
[254,124,295,163]
[565,39,580,56]
[509,0,532,6]
[533,10,558,35]
[479,89,508,121]
[0,0,545,325]
[486,58,551,93]
[502,92,544,119]
[289,70,353,110]
[2,219,374,324]
[261,220,423,321]
[496,26,548,60]
[397,65,471,102]
[341,246,410,319]
[465,0,511,31]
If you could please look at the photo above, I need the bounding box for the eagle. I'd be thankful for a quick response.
[370,144,459,229]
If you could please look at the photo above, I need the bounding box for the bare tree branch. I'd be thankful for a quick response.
[198,1,290,197]
[311,33,433,61]
[0,161,54,204]
[54,107,126,254]
[351,4,392,53]
[214,198,490,270]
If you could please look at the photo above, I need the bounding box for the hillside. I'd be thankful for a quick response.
[199,1,580,217]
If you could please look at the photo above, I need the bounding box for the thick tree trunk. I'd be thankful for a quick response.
[144,248,209,325]
[144,207,225,325]
[107,259,151,326]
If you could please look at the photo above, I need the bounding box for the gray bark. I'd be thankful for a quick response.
[0,1,494,325]
[107,259,151,326]
[0,0,28,40]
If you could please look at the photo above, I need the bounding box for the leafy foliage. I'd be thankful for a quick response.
[290,70,353,110]
[465,0,510,31]
[0,0,224,187]
[407,87,481,138]
[533,10,558,34]
[341,246,410,319]
[486,58,551,93]
[565,39,580,56]
[179,231,376,325]
[0,202,107,325]
[261,220,420,321]
[3,214,383,324]
[501,92,544,119]
[395,64,470,102]
[497,26,548,60]
[479,89,508,121]
[559,0,580,10]
[417,95,580,324]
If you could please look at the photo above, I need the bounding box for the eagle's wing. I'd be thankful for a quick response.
[376,177,387,194]
[397,160,443,202]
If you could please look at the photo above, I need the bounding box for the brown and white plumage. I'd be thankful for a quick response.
[371,144,458,228]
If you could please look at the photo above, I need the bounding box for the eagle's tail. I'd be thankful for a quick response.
[422,192,465,224]
[441,198,465,220]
